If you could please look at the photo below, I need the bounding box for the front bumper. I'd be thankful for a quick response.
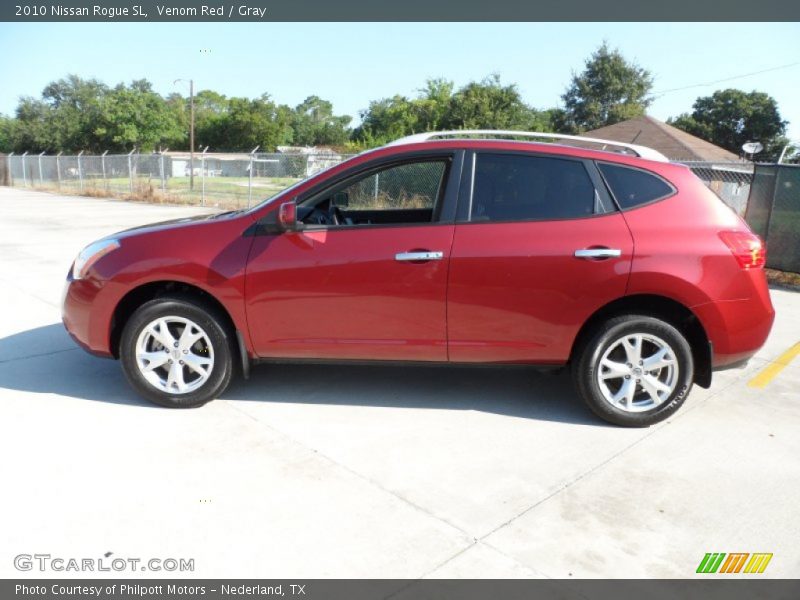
[61,273,115,358]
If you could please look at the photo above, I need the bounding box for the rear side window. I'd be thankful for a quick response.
[598,163,674,209]
[471,153,598,222]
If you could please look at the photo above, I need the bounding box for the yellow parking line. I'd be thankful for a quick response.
[748,342,800,389]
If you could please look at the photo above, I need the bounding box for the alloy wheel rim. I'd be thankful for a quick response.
[135,316,214,395]
[596,333,678,412]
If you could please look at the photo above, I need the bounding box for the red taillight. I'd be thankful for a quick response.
[719,230,766,269]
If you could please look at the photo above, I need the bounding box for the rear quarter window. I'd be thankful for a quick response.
[598,163,674,209]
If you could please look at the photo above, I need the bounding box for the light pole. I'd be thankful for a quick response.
[174,78,195,191]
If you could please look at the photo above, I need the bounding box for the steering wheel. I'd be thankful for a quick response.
[300,207,326,225]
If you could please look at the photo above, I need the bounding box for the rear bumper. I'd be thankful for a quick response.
[711,355,751,372]
[692,277,775,368]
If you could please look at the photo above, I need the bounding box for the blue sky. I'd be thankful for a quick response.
[1,22,798,139]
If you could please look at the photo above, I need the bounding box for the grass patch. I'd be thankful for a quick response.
[766,268,800,291]
[15,175,301,210]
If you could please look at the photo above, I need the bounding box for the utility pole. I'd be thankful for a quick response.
[189,78,195,191]
[174,78,196,191]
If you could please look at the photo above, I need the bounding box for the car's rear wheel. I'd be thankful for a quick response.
[120,296,234,408]
[573,315,694,427]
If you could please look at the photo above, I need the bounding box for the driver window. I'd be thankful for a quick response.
[298,159,448,227]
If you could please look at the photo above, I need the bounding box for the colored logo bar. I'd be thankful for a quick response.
[697,553,773,574]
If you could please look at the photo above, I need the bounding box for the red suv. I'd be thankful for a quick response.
[62,131,775,426]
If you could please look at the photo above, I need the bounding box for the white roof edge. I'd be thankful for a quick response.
[386,130,669,163]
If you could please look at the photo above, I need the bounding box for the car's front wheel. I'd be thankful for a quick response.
[573,315,694,427]
[120,296,234,408]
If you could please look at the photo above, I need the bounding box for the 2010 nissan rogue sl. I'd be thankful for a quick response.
[62,131,775,426]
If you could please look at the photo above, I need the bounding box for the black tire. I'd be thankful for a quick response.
[573,315,694,427]
[119,295,235,408]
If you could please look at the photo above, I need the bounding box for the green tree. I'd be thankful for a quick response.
[6,75,183,153]
[211,95,294,151]
[412,78,455,132]
[669,89,788,160]
[163,92,191,150]
[8,75,107,152]
[354,75,552,145]
[446,75,546,131]
[353,94,419,145]
[561,42,653,132]
[292,95,351,147]
[0,115,14,153]
[545,108,571,134]
[10,98,55,152]
[92,82,184,152]
[40,75,108,150]
[169,89,232,151]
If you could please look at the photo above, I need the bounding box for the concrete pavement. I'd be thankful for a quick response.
[0,187,798,579]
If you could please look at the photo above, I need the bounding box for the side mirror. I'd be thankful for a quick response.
[278,200,298,231]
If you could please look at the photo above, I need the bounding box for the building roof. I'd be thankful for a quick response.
[277,146,339,155]
[582,115,742,163]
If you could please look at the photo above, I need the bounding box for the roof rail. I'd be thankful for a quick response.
[386,129,669,162]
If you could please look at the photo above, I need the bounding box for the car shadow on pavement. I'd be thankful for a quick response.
[0,323,604,426]
[226,362,601,425]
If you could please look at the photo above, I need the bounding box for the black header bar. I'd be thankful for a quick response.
[3,0,799,22]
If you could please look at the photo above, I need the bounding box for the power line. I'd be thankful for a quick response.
[652,62,800,97]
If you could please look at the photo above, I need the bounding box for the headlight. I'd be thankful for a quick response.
[72,239,120,280]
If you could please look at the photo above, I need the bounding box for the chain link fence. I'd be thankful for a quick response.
[685,161,754,216]
[3,151,355,209]
[745,164,800,273]
[5,152,758,213]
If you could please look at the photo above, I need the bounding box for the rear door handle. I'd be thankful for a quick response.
[395,251,444,262]
[574,248,622,259]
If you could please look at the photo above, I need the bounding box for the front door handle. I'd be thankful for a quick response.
[574,248,622,259]
[395,251,444,262]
